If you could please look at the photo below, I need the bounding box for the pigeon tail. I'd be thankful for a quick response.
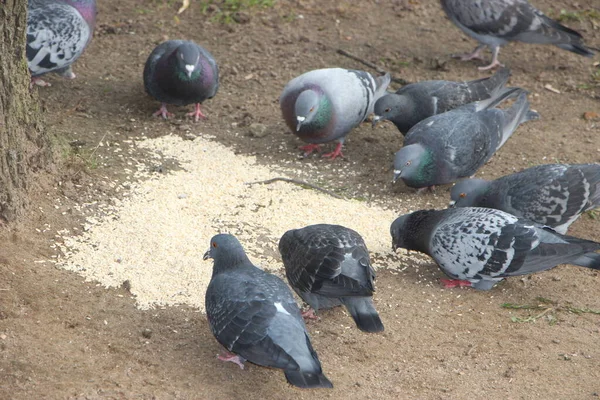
[476,67,511,94]
[284,370,333,389]
[498,90,539,148]
[572,253,600,270]
[341,297,384,333]
[555,43,596,57]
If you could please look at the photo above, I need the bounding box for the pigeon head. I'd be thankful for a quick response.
[63,0,97,27]
[372,94,411,128]
[390,210,436,253]
[392,144,433,186]
[449,179,490,208]
[294,89,331,132]
[173,43,202,81]
[203,234,250,271]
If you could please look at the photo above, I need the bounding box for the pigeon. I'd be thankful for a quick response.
[450,164,600,234]
[392,89,538,189]
[279,224,384,333]
[279,68,391,159]
[372,68,518,135]
[143,40,219,122]
[440,0,598,70]
[203,234,333,389]
[390,207,600,290]
[27,0,97,87]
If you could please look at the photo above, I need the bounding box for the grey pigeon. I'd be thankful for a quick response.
[441,0,597,70]
[27,0,97,87]
[393,89,538,189]
[373,68,517,135]
[279,224,384,333]
[203,234,333,389]
[390,207,600,290]
[450,164,600,234]
[279,68,391,160]
[144,40,219,122]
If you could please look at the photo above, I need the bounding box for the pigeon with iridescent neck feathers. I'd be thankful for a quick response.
[280,68,391,160]
[27,0,97,87]
[144,40,219,122]
[203,234,333,389]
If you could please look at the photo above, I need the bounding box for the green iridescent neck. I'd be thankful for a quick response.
[305,95,332,130]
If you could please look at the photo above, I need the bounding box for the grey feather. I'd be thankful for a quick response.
[204,234,332,389]
[373,68,516,134]
[279,68,391,155]
[27,0,97,78]
[279,224,384,333]
[441,0,596,68]
[450,164,600,234]
[392,89,538,189]
[390,208,600,290]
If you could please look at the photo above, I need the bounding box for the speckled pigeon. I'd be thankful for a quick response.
[279,224,384,333]
[390,207,600,290]
[450,164,600,234]
[440,0,597,70]
[279,68,391,160]
[393,89,538,189]
[373,68,518,135]
[203,234,333,389]
[27,0,97,86]
[143,40,219,122]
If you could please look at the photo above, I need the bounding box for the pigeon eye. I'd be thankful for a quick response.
[212,242,217,248]
[309,107,314,113]
[460,193,466,198]
[385,108,391,113]
[405,161,411,166]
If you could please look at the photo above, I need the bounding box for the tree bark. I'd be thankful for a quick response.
[0,0,51,223]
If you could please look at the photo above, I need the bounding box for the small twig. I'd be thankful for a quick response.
[336,49,410,85]
[245,177,344,199]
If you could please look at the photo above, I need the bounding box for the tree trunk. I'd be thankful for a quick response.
[0,0,51,223]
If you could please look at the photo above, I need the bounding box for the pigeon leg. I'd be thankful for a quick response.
[440,278,472,288]
[301,308,318,321]
[30,77,52,88]
[322,142,344,160]
[217,351,246,370]
[478,47,504,71]
[186,103,207,122]
[453,44,486,61]
[55,65,76,79]
[299,143,321,156]
[416,185,436,194]
[152,103,175,119]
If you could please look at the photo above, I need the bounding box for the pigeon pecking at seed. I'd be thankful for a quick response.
[390,207,600,290]
[392,89,538,189]
[372,68,517,135]
[450,163,600,234]
[440,0,598,70]
[279,68,391,160]
[27,0,97,87]
[203,234,333,389]
[144,40,219,122]
[279,224,384,333]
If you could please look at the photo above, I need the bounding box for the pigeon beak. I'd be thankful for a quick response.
[296,116,306,132]
[202,249,211,261]
[185,64,195,78]
[392,169,402,184]
[372,115,382,128]
[448,200,456,208]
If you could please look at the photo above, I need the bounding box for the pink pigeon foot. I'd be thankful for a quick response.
[322,142,344,160]
[453,44,485,61]
[416,185,436,194]
[217,351,245,369]
[441,279,472,289]
[152,103,175,119]
[186,103,207,122]
[299,143,322,156]
[30,77,52,88]
[478,47,504,71]
[301,308,318,321]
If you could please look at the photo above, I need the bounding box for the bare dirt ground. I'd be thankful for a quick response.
[2,0,600,399]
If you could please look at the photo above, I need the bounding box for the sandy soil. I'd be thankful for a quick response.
[1,0,600,399]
